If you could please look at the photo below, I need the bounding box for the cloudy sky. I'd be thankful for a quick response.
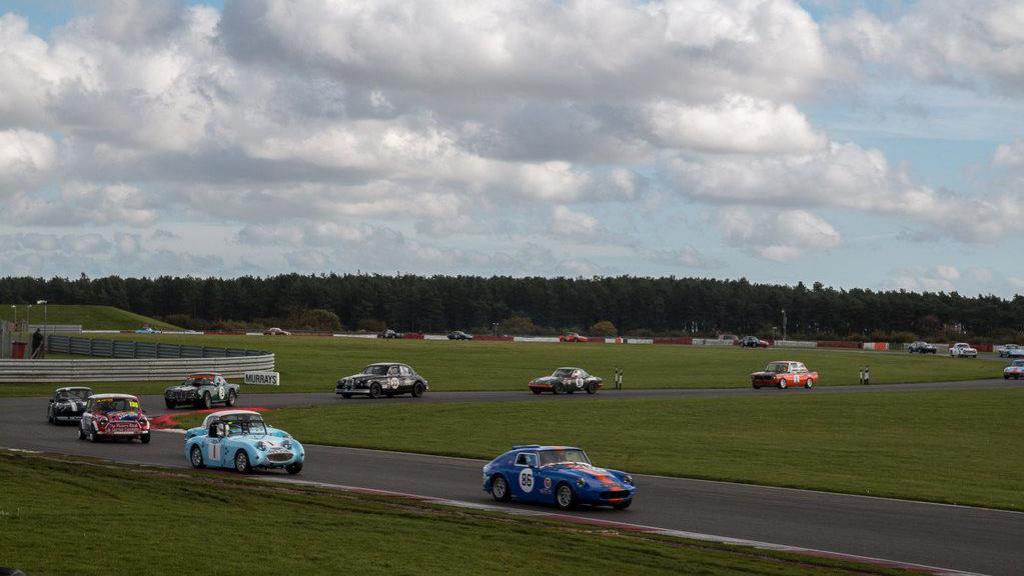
[0,1,1021,295]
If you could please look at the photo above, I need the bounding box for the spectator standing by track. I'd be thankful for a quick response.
[31,328,43,359]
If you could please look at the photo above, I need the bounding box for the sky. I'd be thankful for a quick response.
[0,0,1020,296]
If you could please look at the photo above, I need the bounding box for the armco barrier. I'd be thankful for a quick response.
[0,356,275,382]
[0,335,276,383]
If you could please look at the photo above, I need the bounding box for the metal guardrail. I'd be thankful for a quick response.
[0,336,275,382]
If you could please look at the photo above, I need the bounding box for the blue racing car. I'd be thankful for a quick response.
[184,410,304,474]
[482,445,635,510]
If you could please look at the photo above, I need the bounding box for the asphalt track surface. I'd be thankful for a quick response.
[2,380,1022,575]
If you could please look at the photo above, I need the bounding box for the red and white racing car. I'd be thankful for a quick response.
[78,393,151,443]
[751,361,818,389]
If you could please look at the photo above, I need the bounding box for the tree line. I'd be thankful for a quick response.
[0,274,1021,341]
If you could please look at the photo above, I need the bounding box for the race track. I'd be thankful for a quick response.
[2,380,1022,575]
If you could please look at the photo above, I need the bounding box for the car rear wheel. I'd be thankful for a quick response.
[368,382,382,399]
[585,382,596,394]
[491,475,511,502]
[234,450,252,473]
[613,499,632,510]
[165,400,175,409]
[226,390,237,407]
[202,392,212,409]
[752,384,760,389]
[804,379,814,389]
[555,483,577,510]
[190,445,205,468]
[412,382,425,398]
[341,393,352,399]
[286,462,303,475]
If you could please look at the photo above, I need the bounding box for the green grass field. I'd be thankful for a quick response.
[0,304,178,330]
[0,452,912,576]
[175,388,1024,510]
[2,334,1001,397]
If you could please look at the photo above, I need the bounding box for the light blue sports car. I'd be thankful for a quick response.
[184,410,304,474]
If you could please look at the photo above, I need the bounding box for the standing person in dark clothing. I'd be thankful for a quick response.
[31,328,43,358]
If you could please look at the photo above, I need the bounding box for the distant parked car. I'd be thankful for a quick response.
[378,329,403,339]
[1004,360,1024,379]
[949,343,978,358]
[336,362,429,399]
[528,367,602,395]
[78,393,151,443]
[997,344,1023,358]
[739,336,769,348]
[164,373,240,409]
[263,327,291,336]
[907,341,937,354]
[719,334,739,343]
[135,326,161,334]
[184,410,304,474]
[447,330,473,340]
[751,361,818,389]
[482,445,636,510]
[47,386,93,424]
[559,332,589,343]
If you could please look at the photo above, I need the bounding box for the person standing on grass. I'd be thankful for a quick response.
[31,328,43,359]
[864,365,870,385]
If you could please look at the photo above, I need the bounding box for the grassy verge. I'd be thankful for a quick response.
[177,388,1024,510]
[2,335,1001,396]
[0,452,913,576]
[0,304,178,330]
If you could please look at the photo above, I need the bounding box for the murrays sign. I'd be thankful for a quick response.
[243,371,281,386]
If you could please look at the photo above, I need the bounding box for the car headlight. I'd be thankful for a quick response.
[623,474,634,485]
[282,440,292,449]
[575,478,586,487]
[257,441,267,451]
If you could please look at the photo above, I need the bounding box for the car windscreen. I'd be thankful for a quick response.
[225,419,267,436]
[363,365,389,375]
[539,449,591,467]
[552,368,575,377]
[766,362,789,373]
[93,398,138,412]
[1014,361,1024,367]
[60,389,92,400]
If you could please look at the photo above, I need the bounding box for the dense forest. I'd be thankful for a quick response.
[0,274,1021,341]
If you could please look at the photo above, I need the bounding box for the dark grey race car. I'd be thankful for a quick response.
[47,386,93,424]
[336,363,429,399]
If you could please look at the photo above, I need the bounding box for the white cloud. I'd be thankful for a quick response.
[719,207,840,261]
[550,206,600,238]
[888,265,967,293]
[827,2,1024,94]
[646,94,826,154]
[0,129,56,193]
[994,139,1024,167]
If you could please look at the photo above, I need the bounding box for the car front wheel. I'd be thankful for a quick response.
[805,379,814,389]
[491,475,511,502]
[226,390,237,407]
[555,483,577,510]
[234,450,252,473]
[341,393,352,399]
[286,462,303,475]
[368,382,382,399]
[165,400,175,409]
[201,393,212,409]
[140,433,151,444]
[412,382,425,398]
[613,499,632,510]
[190,445,205,468]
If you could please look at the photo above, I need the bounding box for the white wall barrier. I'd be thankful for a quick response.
[513,336,561,343]
[774,340,818,348]
[333,333,380,339]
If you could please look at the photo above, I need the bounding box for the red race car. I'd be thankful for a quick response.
[559,332,589,343]
[751,361,818,389]
[78,393,151,443]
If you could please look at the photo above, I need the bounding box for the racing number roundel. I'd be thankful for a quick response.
[518,467,535,493]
